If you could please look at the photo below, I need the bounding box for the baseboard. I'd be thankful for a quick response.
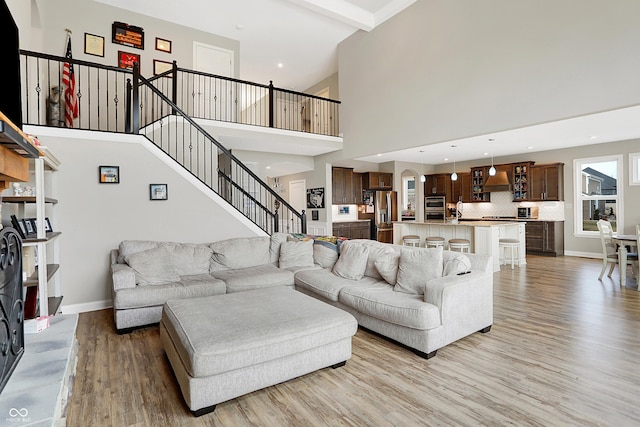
[564,251,602,259]
[61,299,112,315]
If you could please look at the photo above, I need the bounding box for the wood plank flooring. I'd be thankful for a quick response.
[66,255,640,426]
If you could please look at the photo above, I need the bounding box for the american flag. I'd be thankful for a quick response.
[62,37,78,128]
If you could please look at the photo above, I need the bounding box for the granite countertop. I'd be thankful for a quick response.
[333,219,372,223]
[395,220,522,227]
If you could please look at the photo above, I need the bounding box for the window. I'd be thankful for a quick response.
[402,176,416,211]
[630,152,640,186]
[574,155,623,235]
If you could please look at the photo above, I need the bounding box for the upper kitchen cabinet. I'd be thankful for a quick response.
[362,172,393,190]
[470,167,491,202]
[451,172,471,203]
[353,172,364,204]
[424,173,451,197]
[512,162,531,201]
[332,167,357,204]
[530,163,564,201]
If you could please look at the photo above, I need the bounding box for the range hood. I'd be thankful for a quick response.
[483,170,511,192]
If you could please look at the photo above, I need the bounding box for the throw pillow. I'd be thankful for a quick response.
[279,239,315,269]
[364,244,396,280]
[374,252,401,285]
[332,240,369,280]
[394,247,443,295]
[124,246,180,286]
[209,237,270,271]
[442,251,472,276]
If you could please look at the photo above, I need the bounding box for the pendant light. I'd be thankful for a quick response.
[451,145,458,181]
[488,139,496,176]
[420,174,426,182]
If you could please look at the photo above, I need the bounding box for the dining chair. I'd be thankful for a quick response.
[596,219,633,280]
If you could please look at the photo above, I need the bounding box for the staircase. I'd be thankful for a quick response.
[19,51,342,235]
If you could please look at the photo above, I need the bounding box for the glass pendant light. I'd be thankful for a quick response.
[420,174,426,182]
[451,145,458,181]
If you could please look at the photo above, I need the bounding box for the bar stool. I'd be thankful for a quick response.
[448,238,471,253]
[425,236,445,248]
[499,238,520,269]
[402,235,421,247]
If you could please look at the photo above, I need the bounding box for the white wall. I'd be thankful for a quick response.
[338,0,640,160]
[12,129,261,312]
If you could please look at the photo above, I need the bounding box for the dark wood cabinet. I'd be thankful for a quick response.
[451,172,471,203]
[512,162,531,201]
[424,173,451,197]
[525,221,564,256]
[353,172,364,204]
[362,172,393,190]
[332,167,356,204]
[470,167,491,202]
[530,163,564,201]
[332,221,372,239]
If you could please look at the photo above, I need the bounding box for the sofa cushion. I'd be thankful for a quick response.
[374,252,401,285]
[339,283,441,330]
[442,251,472,276]
[269,232,289,265]
[332,240,369,280]
[279,240,314,269]
[124,246,181,286]
[394,247,443,295]
[211,264,294,293]
[209,237,270,271]
[163,243,213,276]
[118,240,162,264]
[113,274,226,309]
[295,268,381,302]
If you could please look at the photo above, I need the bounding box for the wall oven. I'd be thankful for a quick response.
[425,196,446,221]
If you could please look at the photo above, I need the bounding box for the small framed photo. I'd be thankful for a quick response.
[99,166,120,183]
[45,218,53,232]
[84,33,105,57]
[153,59,173,76]
[155,37,172,53]
[11,215,26,239]
[311,210,319,221]
[118,50,140,70]
[150,184,168,200]
[24,218,34,235]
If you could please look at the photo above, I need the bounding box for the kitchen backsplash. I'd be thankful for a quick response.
[460,191,565,220]
[332,204,358,221]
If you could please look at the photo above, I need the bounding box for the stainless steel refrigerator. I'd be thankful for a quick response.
[374,190,397,243]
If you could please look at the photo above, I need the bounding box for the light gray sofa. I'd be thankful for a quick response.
[110,233,312,332]
[294,239,493,359]
[111,234,493,359]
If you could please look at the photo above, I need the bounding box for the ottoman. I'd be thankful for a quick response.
[160,286,358,416]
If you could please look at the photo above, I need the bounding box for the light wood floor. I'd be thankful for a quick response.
[67,255,640,426]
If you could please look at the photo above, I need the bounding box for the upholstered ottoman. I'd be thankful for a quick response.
[160,286,358,416]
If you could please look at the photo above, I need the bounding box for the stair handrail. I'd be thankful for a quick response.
[132,63,306,234]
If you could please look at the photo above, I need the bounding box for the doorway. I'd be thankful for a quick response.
[192,42,235,120]
[289,179,306,214]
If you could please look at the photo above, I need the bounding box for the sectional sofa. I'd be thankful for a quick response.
[110,234,493,357]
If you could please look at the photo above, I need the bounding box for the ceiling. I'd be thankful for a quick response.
[95,0,640,170]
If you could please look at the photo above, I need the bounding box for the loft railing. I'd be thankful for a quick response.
[19,51,341,137]
[135,65,306,234]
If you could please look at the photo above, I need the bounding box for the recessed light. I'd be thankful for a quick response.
[277,63,283,68]
[444,157,449,161]
[235,24,244,30]
[527,146,534,150]
[589,135,598,139]
[377,154,382,157]
[483,152,489,156]
[266,166,271,169]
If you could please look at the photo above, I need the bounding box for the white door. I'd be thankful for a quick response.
[192,42,235,120]
[289,179,306,214]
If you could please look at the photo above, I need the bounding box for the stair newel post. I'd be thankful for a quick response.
[125,78,132,133]
[301,210,307,234]
[171,60,178,115]
[274,199,280,233]
[132,61,140,133]
[268,80,274,128]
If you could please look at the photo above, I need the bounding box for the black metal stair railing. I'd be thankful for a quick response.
[134,65,306,235]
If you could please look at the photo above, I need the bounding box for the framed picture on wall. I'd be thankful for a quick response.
[150,184,168,200]
[84,33,105,57]
[306,187,325,208]
[118,51,140,70]
[99,166,120,183]
[153,59,173,76]
[155,37,172,53]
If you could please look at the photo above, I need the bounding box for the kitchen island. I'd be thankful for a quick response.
[393,220,526,272]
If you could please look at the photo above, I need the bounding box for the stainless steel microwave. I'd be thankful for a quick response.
[517,207,539,219]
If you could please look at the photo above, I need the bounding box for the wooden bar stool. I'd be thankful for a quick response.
[402,235,421,247]
[499,238,520,269]
[448,238,471,253]
[425,236,445,248]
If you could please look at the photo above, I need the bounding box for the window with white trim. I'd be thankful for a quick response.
[574,155,623,234]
